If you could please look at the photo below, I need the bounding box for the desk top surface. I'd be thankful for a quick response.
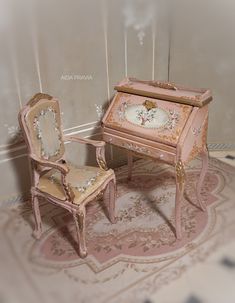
[115,78,212,107]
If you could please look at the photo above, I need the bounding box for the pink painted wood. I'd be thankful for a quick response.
[102,78,212,239]
[127,151,133,181]
[19,93,117,258]
[103,179,117,224]
[196,147,209,211]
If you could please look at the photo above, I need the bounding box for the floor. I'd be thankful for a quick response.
[153,241,235,303]
[153,150,235,303]
[209,150,235,167]
[0,151,235,303]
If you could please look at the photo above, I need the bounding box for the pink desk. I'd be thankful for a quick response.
[102,78,212,239]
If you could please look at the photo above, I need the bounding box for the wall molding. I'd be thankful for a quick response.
[0,120,99,153]
[151,19,156,80]
[0,120,100,153]
[0,138,234,165]
[0,192,30,208]
[63,121,100,136]
[64,121,99,133]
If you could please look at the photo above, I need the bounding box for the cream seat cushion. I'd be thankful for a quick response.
[38,164,114,205]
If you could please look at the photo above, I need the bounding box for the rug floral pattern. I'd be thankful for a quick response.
[0,158,235,303]
[38,170,219,264]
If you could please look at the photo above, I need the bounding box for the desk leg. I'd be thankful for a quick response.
[104,178,117,224]
[175,160,186,239]
[127,151,133,180]
[32,194,42,240]
[196,147,209,211]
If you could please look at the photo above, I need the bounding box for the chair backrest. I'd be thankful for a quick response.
[19,93,65,161]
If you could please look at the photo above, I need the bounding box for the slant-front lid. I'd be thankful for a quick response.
[115,78,212,107]
[102,92,193,147]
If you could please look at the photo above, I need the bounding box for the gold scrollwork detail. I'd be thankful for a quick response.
[127,78,178,90]
[143,100,157,111]
[61,175,75,203]
[153,81,177,91]
[77,211,85,230]
[97,157,108,171]
[175,160,185,190]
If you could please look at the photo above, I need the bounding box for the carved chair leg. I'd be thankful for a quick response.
[103,178,117,224]
[31,194,42,239]
[196,147,209,211]
[127,151,133,181]
[73,208,87,258]
[175,160,186,239]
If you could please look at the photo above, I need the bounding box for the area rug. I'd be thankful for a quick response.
[0,157,235,303]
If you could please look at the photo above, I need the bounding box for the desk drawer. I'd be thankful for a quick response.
[103,132,176,164]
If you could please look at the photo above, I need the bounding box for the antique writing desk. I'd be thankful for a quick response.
[102,78,213,239]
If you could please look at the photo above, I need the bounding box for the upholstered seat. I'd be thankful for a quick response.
[18,93,117,258]
[38,165,114,204]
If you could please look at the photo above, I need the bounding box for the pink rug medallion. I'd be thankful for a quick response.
[36,170,219,265]
[0,158,235,303]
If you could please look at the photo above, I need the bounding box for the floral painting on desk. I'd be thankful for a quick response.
[104,92,193,146]
[121,100,180,130]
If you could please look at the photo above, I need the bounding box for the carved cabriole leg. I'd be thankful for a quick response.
[127,151,133,180]
[73,207,87,258]
[31,191,42,239]
[175,159,186,239]
[103,178,117,224]
[196,146,209,211]
[31,164,42,239]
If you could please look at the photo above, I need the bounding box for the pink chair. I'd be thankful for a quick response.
[18,93,116,258]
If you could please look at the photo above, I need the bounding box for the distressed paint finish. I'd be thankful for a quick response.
[19,93,117,258]
[102,78,212,239]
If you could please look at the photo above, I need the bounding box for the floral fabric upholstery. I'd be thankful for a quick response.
[24,99,65,161]
[38,164,114,205]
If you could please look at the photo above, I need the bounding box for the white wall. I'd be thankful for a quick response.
[0,0,170,204]
[2,0,234,205]
[169,0,235,146]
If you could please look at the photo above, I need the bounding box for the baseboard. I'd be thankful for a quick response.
[0,192,30,208]
[208,142,235,151]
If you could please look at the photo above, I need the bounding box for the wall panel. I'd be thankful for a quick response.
[0,0,169,204]
[169,0,235,144]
